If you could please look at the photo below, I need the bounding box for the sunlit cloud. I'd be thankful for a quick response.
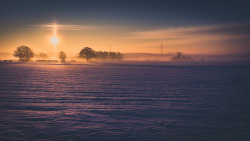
[124,23,250,54]
[126,23,250,40]
[32,24,103,31]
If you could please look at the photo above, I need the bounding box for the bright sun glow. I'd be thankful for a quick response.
[50,36,59,47]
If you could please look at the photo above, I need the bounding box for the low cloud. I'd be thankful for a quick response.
[124,23,250,54]
[32,24,106,31]
[127,23,250,40]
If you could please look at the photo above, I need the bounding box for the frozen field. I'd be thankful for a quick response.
[0,62,249,140]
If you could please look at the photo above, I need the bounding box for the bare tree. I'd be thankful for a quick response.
[108,52,123,61]
[78,47,124,62]
[14,45,34,62]
[59,51,67,62]
[37,53,48,59]
[171,52,194,62]
[79,47,96,61]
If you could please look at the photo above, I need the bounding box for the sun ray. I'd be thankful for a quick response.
[50,23,59,47]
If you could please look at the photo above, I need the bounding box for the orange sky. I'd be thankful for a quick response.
[0,23,249,57]
[1,0,250,59]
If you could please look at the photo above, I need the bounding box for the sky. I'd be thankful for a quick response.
[0,0,250,56]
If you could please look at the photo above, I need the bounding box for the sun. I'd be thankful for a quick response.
[50,36,59,46]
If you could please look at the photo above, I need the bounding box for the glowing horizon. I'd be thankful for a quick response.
[0,22,250,56]
[0,0,250,57]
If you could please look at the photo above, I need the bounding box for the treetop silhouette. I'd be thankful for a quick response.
[14,45,34,62]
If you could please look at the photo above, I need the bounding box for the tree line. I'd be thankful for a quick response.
[13,45,124,62]
[79,47,123,61]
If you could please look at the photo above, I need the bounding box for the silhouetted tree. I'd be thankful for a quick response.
[115,52,124,60]
[96,51,103,61]
[108,52,116,60]
[171,52,194,62]
[94,51,124,61]
[78,47,124,62]
[59,51,67,62]
[96,51,109,61]
[79,47,96,61]
[103,51,109,60]
[107,52,124,61]
[37,53,48,59]
[14,45,34,62]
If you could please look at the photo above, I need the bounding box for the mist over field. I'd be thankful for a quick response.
[1,52,250,63]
